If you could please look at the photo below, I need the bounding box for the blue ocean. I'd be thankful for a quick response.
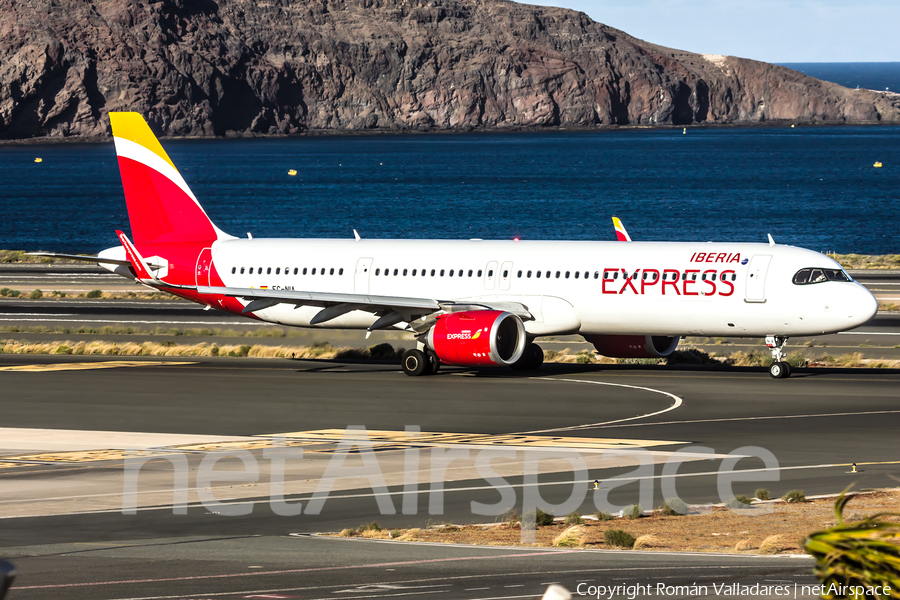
[1,64,898,255]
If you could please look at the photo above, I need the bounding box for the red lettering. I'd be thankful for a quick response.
[730,254,740,263]
[662,269,680,295]
[683,269,700,296]
[641,269,660,294]
[601,269,618,294]
[702,270,717,295]
[619,269,639,294]
[690,253,696,262]
[706,254,715,263]
[717,253,726,263]
[719,270,735,296]
[696,252,706,263]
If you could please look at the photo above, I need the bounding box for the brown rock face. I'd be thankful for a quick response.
[1,0,898,139]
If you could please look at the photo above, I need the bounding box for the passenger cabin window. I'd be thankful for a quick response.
[403,269,407,276]
[330,268,335,275]
[440,269,445,276]
[574,271,579,279]
[503,270,508,278]
[792,268,850,285]
[536,271,541,278]
[267,267,272,275]
[527,270,532,278]
[468,270,473,277]
[303,268,308,275]
[312,268,316,275]
[517,270,522,278]
[339,268,344,275]
[431,269,436,276]
[240,267,245,274]
[450,270,455,277]
[276,268,281,275]
[249,267,254,274]
[555,271,561,278]
[478,270,483,277]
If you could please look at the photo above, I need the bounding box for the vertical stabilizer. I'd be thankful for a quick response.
[109,112,233,245]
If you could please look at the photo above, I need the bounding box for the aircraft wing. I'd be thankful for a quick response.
[196,285,533,331]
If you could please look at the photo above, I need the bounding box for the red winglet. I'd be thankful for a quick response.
[116,230,154,281]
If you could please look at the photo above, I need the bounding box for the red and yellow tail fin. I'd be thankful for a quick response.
[110,113,232,245]
[612,217,632,242]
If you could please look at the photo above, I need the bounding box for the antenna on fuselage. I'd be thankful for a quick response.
[353,229,361,241]
[767,233,776,246]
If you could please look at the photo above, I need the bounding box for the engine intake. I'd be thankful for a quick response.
[585,334,680,359]
[428,311,527,366]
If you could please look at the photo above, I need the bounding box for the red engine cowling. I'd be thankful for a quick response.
[586,334,681,359]
[427,311,527,366]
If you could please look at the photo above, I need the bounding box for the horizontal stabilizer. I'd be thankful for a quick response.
[26,252,164,269]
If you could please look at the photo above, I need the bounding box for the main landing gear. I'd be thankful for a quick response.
[766,335,792,379]
[401,348,441,377]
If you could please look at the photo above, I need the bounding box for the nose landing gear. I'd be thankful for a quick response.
[766,335,792,379]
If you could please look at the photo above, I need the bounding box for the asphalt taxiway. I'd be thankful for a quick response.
[0,355,897,598]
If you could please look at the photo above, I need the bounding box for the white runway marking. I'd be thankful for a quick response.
[518,378,683,434]
[587,409,900,429]
[837,331,900,336]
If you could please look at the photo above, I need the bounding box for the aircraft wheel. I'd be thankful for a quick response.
[402,349,428,376]
[769,361,791,379]
[426,350,441,375]
[527,343,544,370]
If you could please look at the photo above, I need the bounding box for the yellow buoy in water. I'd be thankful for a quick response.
[34,157,42,163]
[682,128,686,134]
[874,162,883,168]
[287,169,297,176]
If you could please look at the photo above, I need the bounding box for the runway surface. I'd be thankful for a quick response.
[0,355,897,598]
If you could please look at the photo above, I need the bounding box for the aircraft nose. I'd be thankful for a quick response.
[845,284,878,329]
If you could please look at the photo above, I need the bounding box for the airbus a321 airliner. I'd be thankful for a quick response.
[34,113,877,379]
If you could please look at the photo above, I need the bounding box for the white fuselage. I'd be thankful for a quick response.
[200,238,877,338]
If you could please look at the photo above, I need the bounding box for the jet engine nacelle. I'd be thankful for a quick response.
[428,311,527,366]
[586,334,681,359]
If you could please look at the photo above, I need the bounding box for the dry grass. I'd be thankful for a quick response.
[758,534,785,555]
[633,534,663,550]
[0,339,395,360]
[830,253,900,270]
[321,491,900,555]
[552,525,587,547]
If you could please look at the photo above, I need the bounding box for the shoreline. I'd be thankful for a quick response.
[2,119,899,146]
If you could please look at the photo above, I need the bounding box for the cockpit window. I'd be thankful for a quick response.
[792,268,851,285]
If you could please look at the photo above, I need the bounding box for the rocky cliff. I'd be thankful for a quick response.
[2,0,898,139]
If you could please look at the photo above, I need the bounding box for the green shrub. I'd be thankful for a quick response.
[659,497,689,516]
[594,511,615,521]
[564,511,584,525]
[357,521,382,533]
[755,488,770,501]
[54,345,72,355]
[625,504,643,519]
[86,289,102,298]
[783,490,806,503]
[29,289,43,299]
[604,529,636,548]
[524,508,555,527]
[0,288,10,296]
[726,495,753,509]
[576,354,593,364]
